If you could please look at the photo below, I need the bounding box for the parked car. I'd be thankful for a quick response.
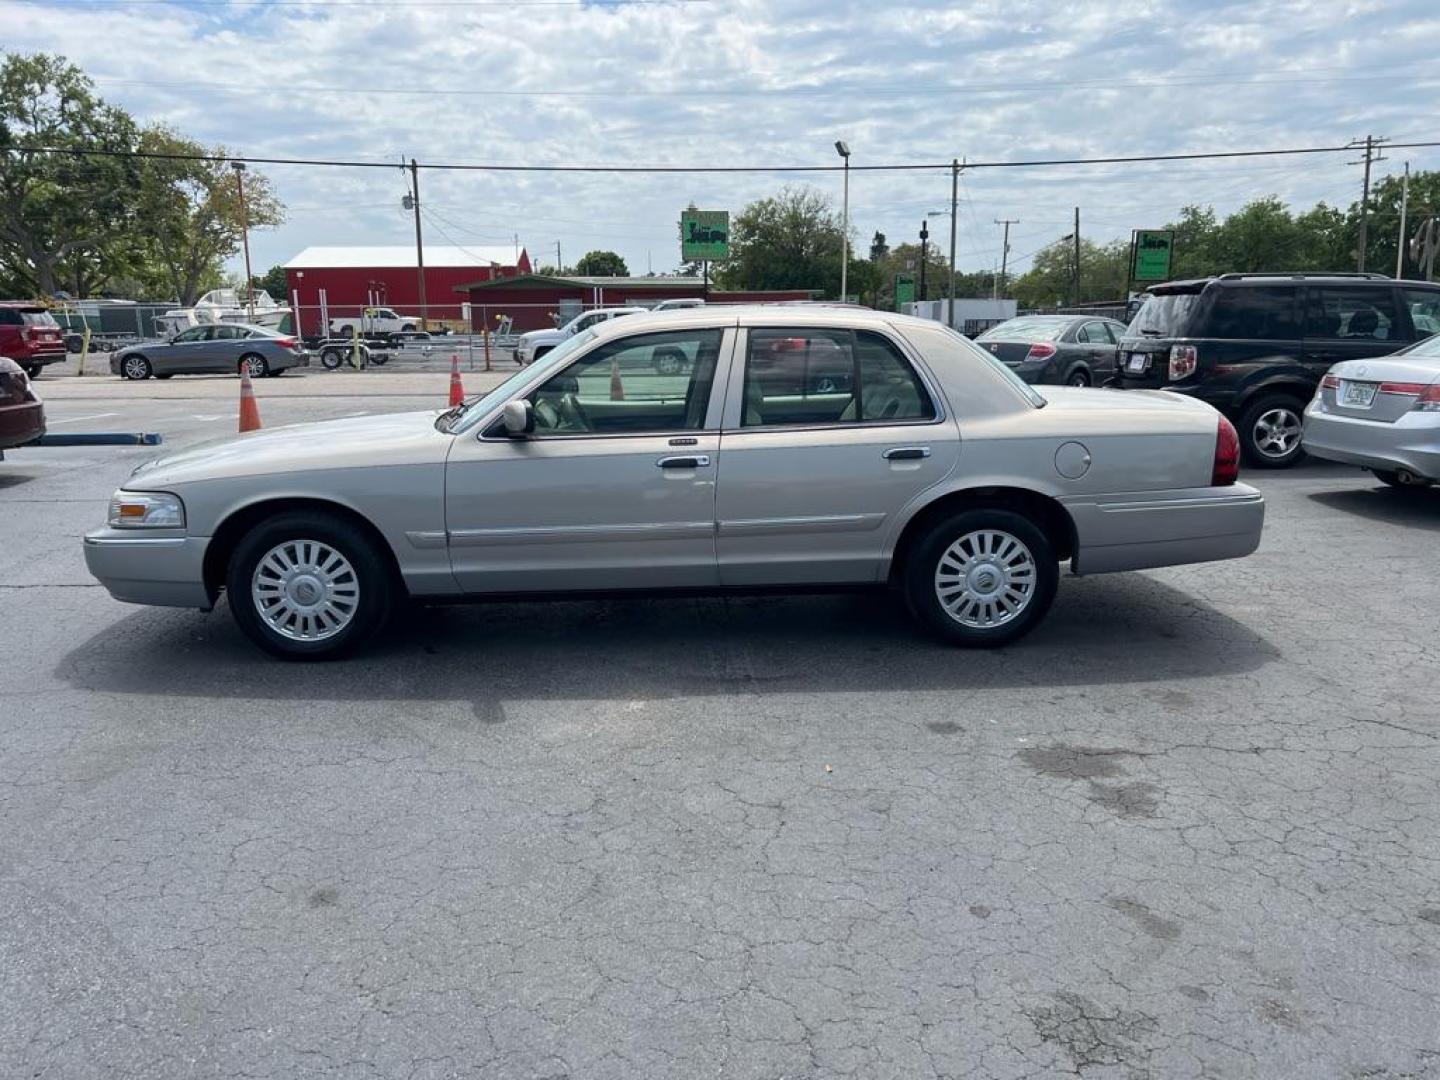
[974,315,1128,386]
[327,308,420,338]
[83,306,1263,660]
[0,302,67,379]
[651,298,705,311]
[1302,332,1440,488]
[1113,272,1440,468]
[514,307,647,365]
[0,356,45,457]
[111,324,310,380]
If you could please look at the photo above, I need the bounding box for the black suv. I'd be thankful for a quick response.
[1114,273,1440,467]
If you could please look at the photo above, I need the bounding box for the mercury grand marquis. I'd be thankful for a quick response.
[84,307,1264,659]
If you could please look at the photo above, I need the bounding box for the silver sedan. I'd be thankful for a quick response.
[111,323,309,380]
[1303,334,1440,488]
[83,307,1264,659]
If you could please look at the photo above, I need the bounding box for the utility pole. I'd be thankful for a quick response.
[408,159,428,332]
[1349,135,1388,273]
[919,219,930,303]
[1396,162,1409,279]
[1072,207,1081,307]
[994,218,1019,299]
[948,159,959,329]
[231,162,254,322]
[555,241,562,272]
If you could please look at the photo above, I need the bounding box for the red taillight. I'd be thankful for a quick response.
[1212,415,1240,486]
[1415,383,1440,412]
[1378,381,1426,395]
[1025,342,1057,360]
[273,337,297,348]
[1168,344,1198,380]
[1321,374,1339,390]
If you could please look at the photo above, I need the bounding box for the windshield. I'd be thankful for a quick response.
[445,328,600,433]
[977,318,1067,342]
[1128,291,1199,337]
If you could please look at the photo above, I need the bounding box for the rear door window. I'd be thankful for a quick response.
[1305,287,1399,342]
[1079,321,1114,344]
[1203,286,1300,340]
[0,309,22,326]
[742,328,935,427]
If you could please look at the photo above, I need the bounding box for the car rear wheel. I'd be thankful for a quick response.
[226,511,395,660]
[1065,367,1091,387]
[904,508,1058,647]
[1238,395,1306,469]
[24,364,43,380]
[121,354,152,380]
[239,353,269,379]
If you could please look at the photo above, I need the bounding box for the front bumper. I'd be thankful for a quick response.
[1302,404,1440,481]
[83,530,212,608]
[1062,483,1265,575]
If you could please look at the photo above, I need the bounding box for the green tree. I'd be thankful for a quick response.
[1355,169,1440,277]
[132,128,283,305]
[1011,237,1129,308]
[250,264,289,301]
[872,241,951,307]
[573,250,628,277]
[0,52,143,297]
[714,185,843,297]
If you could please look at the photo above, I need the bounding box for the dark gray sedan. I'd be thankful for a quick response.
[974,315,1128,386]
[112,324,309,380]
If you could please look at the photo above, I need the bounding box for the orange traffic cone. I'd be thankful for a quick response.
[609,356,624,401]
[238,368,262,433]
[448,353,465,407]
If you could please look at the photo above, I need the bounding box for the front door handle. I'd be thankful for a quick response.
[657,455,710,469]
[882,446,931,461]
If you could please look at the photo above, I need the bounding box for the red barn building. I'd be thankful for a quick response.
[284,245,531,337]
[453,274,820,332]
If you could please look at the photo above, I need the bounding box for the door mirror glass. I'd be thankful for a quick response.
[501,399,534,436]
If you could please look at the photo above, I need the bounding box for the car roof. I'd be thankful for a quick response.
[0,301,47,309]
[579,304,941,342]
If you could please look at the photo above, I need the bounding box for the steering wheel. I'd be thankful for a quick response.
[533,398,562,431]
[559,391,592,432]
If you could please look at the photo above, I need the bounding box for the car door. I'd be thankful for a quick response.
[1076,321,1117,375]
[714,325,957,586]
[444,325,733,594]
[158,326,211,374]
[1302,285,1404,375]
[208,325,246,372]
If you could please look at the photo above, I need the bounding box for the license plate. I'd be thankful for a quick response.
[1342,381,1377,407]
[1125,353,1149,374]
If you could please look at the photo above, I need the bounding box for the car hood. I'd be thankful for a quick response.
[519,328,563,343]
[126,410,455,488]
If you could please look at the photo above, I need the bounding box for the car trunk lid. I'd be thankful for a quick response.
[1321,355,1440,423]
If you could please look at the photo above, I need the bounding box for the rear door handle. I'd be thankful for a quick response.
[882,446,931,461]
[657,455,710,469]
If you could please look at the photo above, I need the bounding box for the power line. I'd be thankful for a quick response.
[12,139,1440,174]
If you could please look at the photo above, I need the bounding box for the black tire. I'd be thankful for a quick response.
[400,324,416,333]
[1237,394,1306,469]
[904,508,1059,648]
[1372,469,1433,489]
[320,348,343,370]
[120,354,152,380]
[24,364,43,380]
[1064,366,1091,387]
[225,510,396,660]
[238,353,270,379]
[533,346,553,363]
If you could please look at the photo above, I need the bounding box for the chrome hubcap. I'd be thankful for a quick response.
[934,529,1037,629]
[124,357,147,379]
[251,539,359,642]
[1253,408,1301,457]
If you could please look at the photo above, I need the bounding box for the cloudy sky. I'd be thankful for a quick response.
[6,0,1439,291]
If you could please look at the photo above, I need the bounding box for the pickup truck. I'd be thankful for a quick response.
[327,307,421,338]
[514,307,647,365]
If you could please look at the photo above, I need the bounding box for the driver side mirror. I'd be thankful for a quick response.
[501,399,535,437]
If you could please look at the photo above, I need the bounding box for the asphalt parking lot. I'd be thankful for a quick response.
[3,371,1438,1079]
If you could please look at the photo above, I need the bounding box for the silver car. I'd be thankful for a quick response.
[112,323,309,380]
[1302,334,1440,487]
[83,307,1264,659]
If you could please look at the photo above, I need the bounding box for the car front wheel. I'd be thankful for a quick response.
[1238,394,1306,468]
[225,511,396,660]
[904,508,1058,647]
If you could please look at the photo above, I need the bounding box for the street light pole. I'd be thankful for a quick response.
[919,219,930,302]
[231,161,255,322]
[835,141,851,302]
[948,159,959,329]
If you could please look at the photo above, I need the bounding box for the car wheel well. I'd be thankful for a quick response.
[203,498,407,603]
[1232,382,1310,414]
[888,486,1076,583]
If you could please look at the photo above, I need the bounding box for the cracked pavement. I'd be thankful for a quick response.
[2,378,1438,1078]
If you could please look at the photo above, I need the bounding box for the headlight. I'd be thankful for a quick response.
[108,490,185,528]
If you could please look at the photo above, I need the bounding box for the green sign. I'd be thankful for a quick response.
[1131,229,1174,282]
[680,210,730,261]
[894,274,915,309]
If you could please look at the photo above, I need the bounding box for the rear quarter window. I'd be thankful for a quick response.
[1201,286,1300,340]
[1128,292,1199,337]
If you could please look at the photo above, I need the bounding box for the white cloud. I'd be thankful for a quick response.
[5,0,1439,287]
